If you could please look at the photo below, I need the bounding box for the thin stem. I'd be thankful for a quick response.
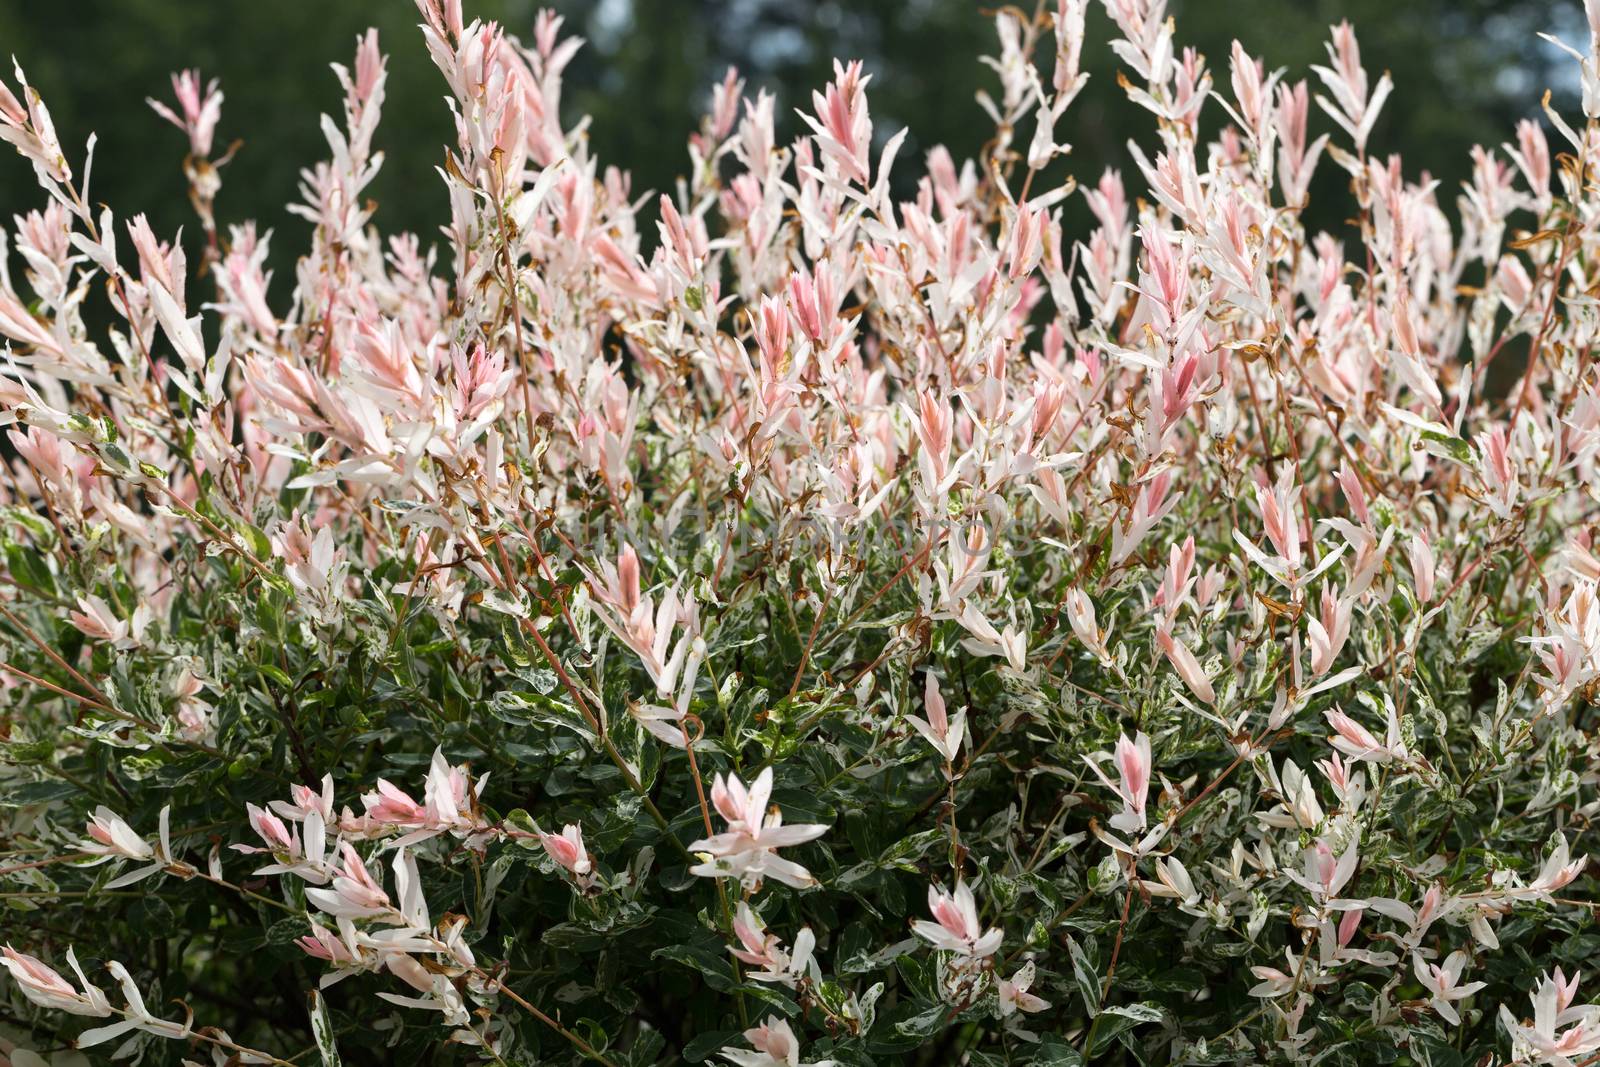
[1079,883,1137,1061]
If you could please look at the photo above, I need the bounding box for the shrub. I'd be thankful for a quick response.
[0,1,1598,1064]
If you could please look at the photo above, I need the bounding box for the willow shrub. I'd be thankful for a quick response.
[1,2,1599,1065]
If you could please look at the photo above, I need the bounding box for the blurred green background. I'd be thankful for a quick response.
[0,0,1584,289]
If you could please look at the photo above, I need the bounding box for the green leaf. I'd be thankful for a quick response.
[488,690,593,740]
[1032,1035,1085,1066]
[255,662,294,688]
[651,942,737,992]
[1090,1002,1165,1055]
[682,1030,739,1063]
[307,990,342,1067]
[1065,933,1100,1017]
[4,545,55,594]
[838,937,919,975]
[1419,429,1473,463]
[891,1001,946,1040]
[1100,1002,1164,1023]
[0,780,79,807]
[265,917,309,947]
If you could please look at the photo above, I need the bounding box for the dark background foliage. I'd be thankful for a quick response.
[0,0,1584,293]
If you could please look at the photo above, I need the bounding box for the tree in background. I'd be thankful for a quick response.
[0,0,1581,295]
